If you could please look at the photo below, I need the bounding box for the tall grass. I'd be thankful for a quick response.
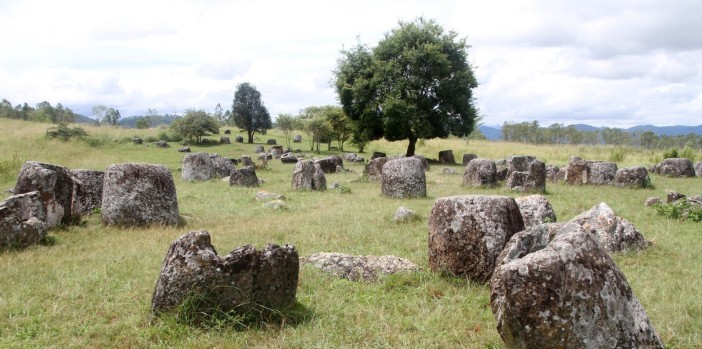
[0,119,700,348]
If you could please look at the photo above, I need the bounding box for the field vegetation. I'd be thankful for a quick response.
[0,118,701,348]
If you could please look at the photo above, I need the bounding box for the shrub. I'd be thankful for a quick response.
[663,147,679,159]
[609,147,626,162]
[45,125,88,141]
[654,199,702,222]
[680,146,697,163]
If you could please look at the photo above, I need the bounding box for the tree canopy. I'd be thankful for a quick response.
[232,82,271,143]
[334,18,479,156]
[170,109,219,143]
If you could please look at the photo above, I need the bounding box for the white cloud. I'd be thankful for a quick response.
[0,0,700,127]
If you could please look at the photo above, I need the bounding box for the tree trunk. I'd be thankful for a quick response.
[406,136,417,157]
[247,130,254,144]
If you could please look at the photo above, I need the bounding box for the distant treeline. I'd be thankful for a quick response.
[501,121,702,149]
[0,98,77,124]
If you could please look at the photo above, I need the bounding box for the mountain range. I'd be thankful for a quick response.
[478,124,702,141]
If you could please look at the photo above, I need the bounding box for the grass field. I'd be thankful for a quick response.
[1,118,701,348]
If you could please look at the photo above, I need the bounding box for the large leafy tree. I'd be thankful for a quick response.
[170,108,219,143]
[232,82,271,143]
[335,18,479,156]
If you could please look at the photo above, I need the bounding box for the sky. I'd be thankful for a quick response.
[1,0,701,128]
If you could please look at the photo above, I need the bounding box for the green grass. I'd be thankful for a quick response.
[0,118,701,348]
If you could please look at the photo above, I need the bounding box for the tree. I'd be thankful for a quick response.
[276,113,298,151]
[335,18,479,156]
[170,109,219,143]
[135,118,151,129]
[324,106,353,151]
[232,82,271,143]
[92,105,108,122]
[298,106,333,152]
[103,108,121,126]
[213,103,225,124]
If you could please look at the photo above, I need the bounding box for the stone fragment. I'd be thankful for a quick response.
[644,197,661,207]
[568,202,650,252]
[614,166,651,188]
[270,145,284,157]
[224,129,231,134]
[545,165,561,183]
[178,147,191,153]
[14,161,76,228]
[655,158,695,177]
[266,139,277,145]
[219,136,230,144]
[133,137,143,145]
[291,160,326,191]
[393,206,420,223]
[565,156,588,185]
[343,153,357,162]
[428,195,524,281]
[235,135,244,143]
[441,167,458,175]
[229,166,259,187]
[438,150,455,164]
[181,152,214,181]
[667,191,685,203]
[587,161,618,185]
[491,224,664,349]
[381,157,426,198]
[505,156,546,193]
[71,169,104,216]
[302,252,419,281]
[102,164,180,226]
[255,191,285,202]
[240,155,255,167]
[371,151,387,159]
[264,199,289,210]
[364,157,389,181]
[315,155,343,174]
[495,159,508,181]
[211,156,235,178]
[0,191,47,247]
[255,145,265,153]
[695,161,702,177]
[280,153,298,164]
[156,141,169,148]
[514,194,557,228]
[292,135,302,143]
[462,158,497,187]
[462,154,477,166]
[151,231,298,315]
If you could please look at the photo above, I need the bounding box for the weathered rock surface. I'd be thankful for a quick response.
[381,157,426,198]
[255,145,265,153]
[291,160,326,191]
[343,153,358,162]
[505,156,546,193]
[0,191,47,247]
[270,145,284,157]
[235,135,244,143]
[156,141,169,148]
[315,155,343,174]
[211,156,235,178]
[266,139,277,145]
[71,169,104,216]
[220,136,230,144]
[280,152,299,164]
[568,202,650,252]
[302,252,419,281]
[491,224,664,349]
[181,152,214,181]
[230,166,259,187]
[614,166,651,188]
[14,161,76,228]
[462,154,477,166]
[255,191,285,202]
[178,147,191,153]
[364,157,389,181]
[545,165,562,183]
[102,164,180,226]
[514,194,557,228]
[428,195,524,282]
[463,158,497,187]
[695,161,702,177]
[667,191,685,203]
[644,197,661,207]
[587,161,618,185]
[152,231,298,315]
[495,159,508,181]
[565,156,588,185]
[133,137,143,145]
[655,158,695,177]
[438,150,455,164]
[393,206,420,223]
[264,199,289,210]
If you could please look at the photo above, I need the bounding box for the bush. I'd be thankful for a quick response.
[45,125,88,141]
[609,147,626,162]
[654,199,702,222]
[158,130,182,142]
[663,147,679,159]
[680,146,697,163]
